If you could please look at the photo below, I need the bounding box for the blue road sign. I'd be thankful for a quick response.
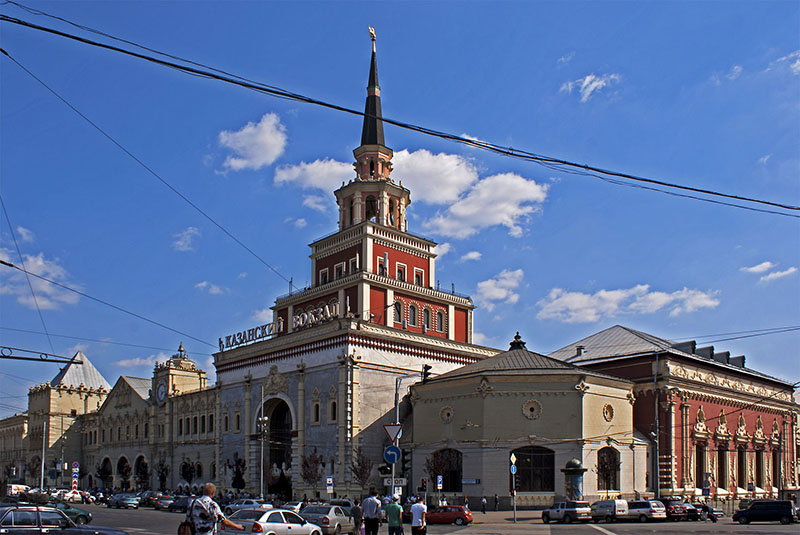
[436,475,443,490]
[384,445,401,464]
[702,488,710,496]
[510,465,517,475]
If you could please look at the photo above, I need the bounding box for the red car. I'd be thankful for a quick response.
[426,505,473,525]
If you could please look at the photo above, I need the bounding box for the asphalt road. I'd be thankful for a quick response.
[82,504,798,535]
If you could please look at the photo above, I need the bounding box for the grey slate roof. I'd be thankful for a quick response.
[429,334,629,384]
[50,351,112,391]
[548,325,674,364]
[121,376,151,400]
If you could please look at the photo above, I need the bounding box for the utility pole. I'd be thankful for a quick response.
[40,418,47,490]
[393,371,420,498]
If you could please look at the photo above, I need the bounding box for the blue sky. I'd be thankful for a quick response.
[1,1,798,418]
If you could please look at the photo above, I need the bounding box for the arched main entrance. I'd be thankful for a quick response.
[117,457,132,490]
[258,398,293,500]
[133,455,150,490]
[98,457,113,489]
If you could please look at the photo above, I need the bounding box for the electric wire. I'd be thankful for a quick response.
[0,14,798,217]
[0,194,55,353]
[0,258,216,349]
[0,47,297,292]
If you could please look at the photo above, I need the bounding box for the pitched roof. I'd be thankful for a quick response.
[429,333,629,384]
[50,351,111,391]
[548,325,675,364]
[121,376,151,400]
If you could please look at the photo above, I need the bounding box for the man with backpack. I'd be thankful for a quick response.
[180,483,243,534]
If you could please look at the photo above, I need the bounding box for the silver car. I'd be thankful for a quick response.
[224,498,273,516]
[626,500,666,522]
[300,505,355,535]
[225,508,323,535]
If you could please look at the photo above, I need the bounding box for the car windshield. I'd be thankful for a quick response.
[230,510,265,520]
[302,506,330,514]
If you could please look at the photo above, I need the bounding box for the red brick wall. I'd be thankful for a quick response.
[454,307,468,342]
[316,246,360,285]
[373,243,430,287]
[370,286,387,324]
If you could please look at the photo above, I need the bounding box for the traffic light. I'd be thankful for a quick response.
[420,478,427,492]
[378,462,392,476]
[401,449,411,477]
[421,364,432,383]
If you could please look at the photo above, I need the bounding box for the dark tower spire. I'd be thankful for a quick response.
[361,26,385,147]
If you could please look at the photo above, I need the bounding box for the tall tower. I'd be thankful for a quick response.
[273,30,474,342]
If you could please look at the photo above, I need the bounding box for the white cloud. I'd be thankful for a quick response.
[0,247,80,310]
[459,133,483,143]
[302,194,330,212]
[472,331,490,345]
[66,343,88,355]
[476,269,524,311]
[238,272,248,279]
[433,242,452,257]
[392,149,479,204]
[560,73,621,102]
[557,51,575,66]
[195,281,225,295]
[769,50,800,75]
[16,226,34,243]
[741,261,775,274]
[760,267,798,283]
[758,154,771,165]
[460,251,482,262]
[118,352,168,368]
[251,308,272,322]
[172,227,200,252]
[286,217,307,228]
[219,113,287,171]
[727,64,743,80]
[423,173,548,238]
[536,284,720,323]
[274,158,352,190]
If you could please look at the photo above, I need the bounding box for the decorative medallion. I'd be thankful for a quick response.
[263,365,289,395]
[476,378,494,398]
[439,406,454,424]
[602,404,614,422]
[522,399,542,420]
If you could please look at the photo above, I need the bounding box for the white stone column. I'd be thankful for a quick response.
[354,192,363,224]
[447,304,455,341]
[338,289,346,318]
[385,289,394,327]
[360,283,371,322]
[287,305,294,334]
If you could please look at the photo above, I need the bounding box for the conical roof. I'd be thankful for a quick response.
[50,351,111,390]
[360,48,386,147]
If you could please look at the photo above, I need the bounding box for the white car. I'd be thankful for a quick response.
[626,500,666,522]
[224,498,273,515]
[61,490,83,503]
[283,501,304,513]
[225,508,322,535]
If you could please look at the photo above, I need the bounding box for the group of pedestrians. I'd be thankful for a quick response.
[353,489,428,535]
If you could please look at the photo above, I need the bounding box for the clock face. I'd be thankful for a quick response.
[156,382,167,404]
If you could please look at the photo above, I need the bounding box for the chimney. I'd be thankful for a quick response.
[695,346,714,359]
[576,345,585,356]
[729,355,746,368]
[713,351,730,364]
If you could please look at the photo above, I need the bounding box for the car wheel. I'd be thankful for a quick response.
[455,517,464,526]
[76,516,88,525]
[605,515,612,523]
[639,514,648,523]
[564,514,573,523]
[738,516,749,524]
[335,524,342,534]
[780,516,791,525]
[541,513,549,524]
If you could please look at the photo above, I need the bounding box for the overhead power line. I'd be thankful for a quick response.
[0,13,798,218]
[0,258,216,349]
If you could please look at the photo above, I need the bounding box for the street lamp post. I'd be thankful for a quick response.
[257,416,269,499]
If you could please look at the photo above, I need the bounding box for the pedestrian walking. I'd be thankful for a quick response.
[385,495,403,535]
[410,496,427,535]
[362,489,382,535]
[351,502,363,535]
[480,496,486,514]
[180,483,243,535]
[494,494,499,511]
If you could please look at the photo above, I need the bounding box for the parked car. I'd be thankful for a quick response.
[626,500,666,522]
[223,509,323,535]
[591,499,628,523]
[167,496,194,513]
[153,495,175,510]
[107,493,139,509]
[541,501,591,523]
[224,499,273,516]
[299,505,354,534]
[0,505,126,534]
[425,505,472,525]
[732,500,798,525]
[329,499,356,509]
[282,501,305,513]
[54,502,93,524]
[58,490,83,503]
[661,499,688,521]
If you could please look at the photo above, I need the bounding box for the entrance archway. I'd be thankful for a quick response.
[117,457,131,490]
[258,398,293,500]
[133,455,150,490]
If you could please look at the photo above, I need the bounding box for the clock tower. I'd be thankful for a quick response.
[151,343,207,406]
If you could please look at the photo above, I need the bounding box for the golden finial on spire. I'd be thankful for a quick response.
[369,26,376,52]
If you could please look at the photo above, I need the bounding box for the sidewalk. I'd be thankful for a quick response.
[468,509,543,524]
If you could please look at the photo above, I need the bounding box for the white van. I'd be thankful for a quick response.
[591,499,629,522]
[5,484,30,496]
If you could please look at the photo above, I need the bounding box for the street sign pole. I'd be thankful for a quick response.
[510,453,517,523]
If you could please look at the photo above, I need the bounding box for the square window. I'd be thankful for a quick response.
[319,268,329,285]
[414,269,424,286]
[396,263,407,282]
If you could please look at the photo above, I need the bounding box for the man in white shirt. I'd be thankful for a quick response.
[361,488,382,535]
[410,497,427,535]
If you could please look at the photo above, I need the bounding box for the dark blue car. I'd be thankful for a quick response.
[0,505,127,534]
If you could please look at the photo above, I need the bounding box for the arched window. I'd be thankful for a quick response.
[348,199,354,226]
[365,195,377,221]
[408,304,418,326]
[393,302,403,323]
[330,401,337,422]
[755,449,764,488]
[428,449,462,492]
[423,308,431,330]
[695,443,706,490]
[717,446,727,489]
[196,463,203,479]
[389,199,396,226]
[511,446,554,492]
[436,311,444,332]
[597,447,620,492]
[737,447,747,488]
[313,402,321,424]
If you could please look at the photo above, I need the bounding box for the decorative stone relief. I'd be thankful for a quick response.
[311,387,320,401]
[626,391,636,405]
[476,378,493,398]
[694,406,708,433]
[602,404,614,422]
[439,406,454,424]
[715,409,730,439]
[263,365,289,395]
[522,399,542,420]
[736,413,749,439]
[574,380,589,395]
